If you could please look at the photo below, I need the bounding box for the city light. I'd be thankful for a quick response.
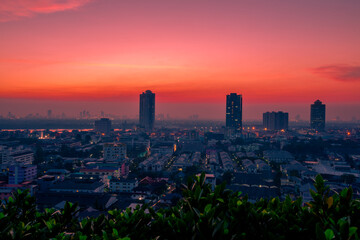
[0,1,359,237]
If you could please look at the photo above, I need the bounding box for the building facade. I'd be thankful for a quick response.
[109,178,138,193]
[310,100,326,131]
[8,165,37,184]
[103,143,127,162]
[139,90,155,131]
[1,148,34,165]
[94,118,112,135]
[263,111,289,130]
[226,93,242,131]
[263,150,294,164]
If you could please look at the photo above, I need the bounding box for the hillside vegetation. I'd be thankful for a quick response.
[1,174,359,240]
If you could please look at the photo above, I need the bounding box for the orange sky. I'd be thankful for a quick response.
[0,0,360,120]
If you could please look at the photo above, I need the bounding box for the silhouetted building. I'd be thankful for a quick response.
[47,109,52,119]
[226,93,242,131]
[310,100,326,131]
[95,118,112,135]
[263,111,289,130]
[139,90,155,131]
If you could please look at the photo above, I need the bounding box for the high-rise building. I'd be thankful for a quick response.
[95,118,112,135]
[263,111,289,130]
[226,93,242,131]
[139,90,155,131]
[311,100,326,131]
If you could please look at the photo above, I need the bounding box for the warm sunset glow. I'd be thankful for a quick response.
[1,0,360,120]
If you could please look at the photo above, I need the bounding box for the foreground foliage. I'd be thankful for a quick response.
[1,174,359,239]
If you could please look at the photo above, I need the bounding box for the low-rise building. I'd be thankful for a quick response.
[47,179,105,193]
[103,143,127,162]
[242,159,257,173]
[172,154,192,170]
[220,152,234,172]
[46,169,69,180]
[254,159,271,172]
[263,150,294,164]
[79,167,122,186]
[139,154,171,172]
[1,148,34,165]
[8,165,37,184]
[110,178,138,193]
[151,142,176,155]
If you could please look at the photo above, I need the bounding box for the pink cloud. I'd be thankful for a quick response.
[0,0,92,22]
[311,64,360,82]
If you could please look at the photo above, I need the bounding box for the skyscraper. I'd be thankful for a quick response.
[226,93,242,131]
[311,100,326,131]
[139,90,155,131]
[263,111,289,130]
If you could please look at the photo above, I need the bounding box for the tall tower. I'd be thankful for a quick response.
[139,90,155,131]
[226,93,242,131]
[310,100,326,131]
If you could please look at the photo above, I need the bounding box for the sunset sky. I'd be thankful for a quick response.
[1,0,360,121]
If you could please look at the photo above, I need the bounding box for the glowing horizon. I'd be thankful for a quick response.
[1,0,360,120]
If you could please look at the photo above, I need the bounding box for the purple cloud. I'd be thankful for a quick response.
[311,64,360,82]
[0,0,93,22]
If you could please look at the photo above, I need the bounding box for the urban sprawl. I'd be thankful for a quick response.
[0,91,359,218]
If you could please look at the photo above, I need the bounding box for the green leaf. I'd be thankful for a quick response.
[204,204,212,213]
[102,230,109,240]
[324,229,334,240]
[310,189,317,200]
[349,227,358,237]
[113,228,119,237]
[79,235,87,240]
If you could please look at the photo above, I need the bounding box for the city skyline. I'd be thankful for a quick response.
[0,0,360,121]
[1,1,360,236]
[0,97,358,122]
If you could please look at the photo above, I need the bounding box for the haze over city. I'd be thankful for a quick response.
[1,0,360,121]
[2,2,360,239]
